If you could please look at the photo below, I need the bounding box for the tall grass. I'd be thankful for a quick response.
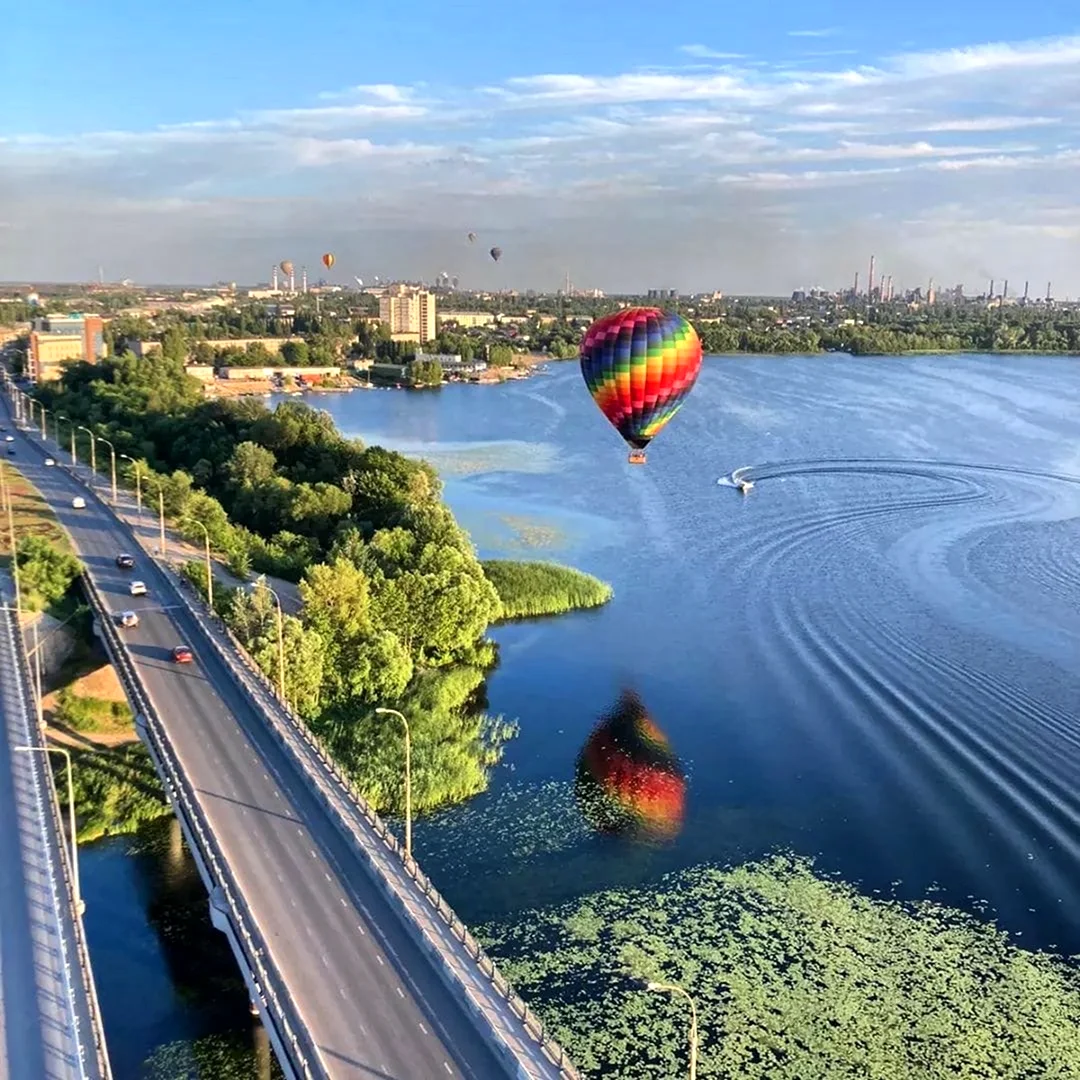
[62,745,170,842]
[482,560,613,620]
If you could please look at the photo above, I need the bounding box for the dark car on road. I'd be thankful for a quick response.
[116,553,135,569]
[171,645,194,664]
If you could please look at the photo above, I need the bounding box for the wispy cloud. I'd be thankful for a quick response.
[6,31,1080,292]
[788,28,841,38]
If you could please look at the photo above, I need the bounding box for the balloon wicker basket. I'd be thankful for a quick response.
[628,449,647,465]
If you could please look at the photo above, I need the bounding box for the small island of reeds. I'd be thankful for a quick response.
[482,560,614,620]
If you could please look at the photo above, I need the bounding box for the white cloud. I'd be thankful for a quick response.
[679,44,746,60]
[788,28,841,38]
[7,30,1080,291]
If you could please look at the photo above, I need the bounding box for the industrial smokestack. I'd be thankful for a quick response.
[868,255,876,298]
[853,271,859,296]
[989,279,994,299]
[886,275,893,301]
[272,265,278,291]
[1023,281,1029,304]
[1003,279,1008,299]
[301,267,308,294]
[1047,281,1052,302]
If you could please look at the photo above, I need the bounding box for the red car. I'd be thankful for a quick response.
[171,645,194,664]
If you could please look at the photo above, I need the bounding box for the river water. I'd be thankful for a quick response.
[83,354,1080,1074]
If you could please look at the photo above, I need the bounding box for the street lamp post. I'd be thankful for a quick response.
[1,460,22,621]
[96,436,118,504]
[374,707,412,861]
[181,517,213,608]
[15,746,83,915]
[39,404,48,441]
[77,426,96,485]
[646,981,699,1080]
[57,415,76,466]
[120,454,142,516]
[249,582,286,704]
[157,490,166,558]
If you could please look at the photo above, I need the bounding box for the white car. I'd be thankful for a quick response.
[129,581,147,596]
[44,458,55,467]
[116,610,139,628]
[71,496,86,509]
[4,435,12,442]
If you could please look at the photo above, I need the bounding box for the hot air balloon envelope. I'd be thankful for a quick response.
[575,691,686,842]
[322,252,335,269]
[579,307,702,464]
[280,260,294,276]
[490,246,502,262]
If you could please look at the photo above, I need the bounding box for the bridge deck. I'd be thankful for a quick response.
[0,575,108,1080]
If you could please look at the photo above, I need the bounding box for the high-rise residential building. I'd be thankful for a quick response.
[28,313,106,383]
[379,284,436,344]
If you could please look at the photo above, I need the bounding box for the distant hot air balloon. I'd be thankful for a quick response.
[467,232,477,243]
[322,252,335,270]
[575,690,686,842]
[579,307,702,465]
[490,246,502,262]
[280,260,294,277]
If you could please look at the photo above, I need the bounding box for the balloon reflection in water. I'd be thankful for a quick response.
[575,690,686,841]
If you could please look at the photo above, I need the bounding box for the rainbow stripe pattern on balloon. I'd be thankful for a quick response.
[579,307,703,453]
[575,690,686,842]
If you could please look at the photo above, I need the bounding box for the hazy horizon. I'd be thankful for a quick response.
[6,2,1080,295]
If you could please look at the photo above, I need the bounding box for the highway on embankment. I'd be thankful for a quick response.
[1,404,519,1079]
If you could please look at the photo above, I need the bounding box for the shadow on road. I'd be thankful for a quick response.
[196,788,301,827]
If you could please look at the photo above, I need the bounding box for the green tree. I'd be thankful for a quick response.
[280,340,310,366]
[15,536,82,611]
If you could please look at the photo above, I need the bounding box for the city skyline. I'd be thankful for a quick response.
[5,2,1080,292]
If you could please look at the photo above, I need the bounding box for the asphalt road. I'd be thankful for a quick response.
[2,405,512,1080]
[0,573,100,1080]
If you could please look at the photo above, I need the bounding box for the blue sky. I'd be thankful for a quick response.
[5,1,1080,292]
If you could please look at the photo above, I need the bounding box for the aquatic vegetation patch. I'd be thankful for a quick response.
[483,560,613,619]
[497,514,568,550]
[479,853,1080,1079]
[143,1032,285,1079]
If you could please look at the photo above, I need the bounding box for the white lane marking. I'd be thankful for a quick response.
[357,924,365,935]
[309,848,317,859]
[396,987,404,999]
[324,872,331,882]
[339,987,347,1000]
[321,954,329,968]
[418,1022,427,1034]
[296,827,303,836]
[376,955,384,966]
[444,1063,453,1075]
[339,897,347,907]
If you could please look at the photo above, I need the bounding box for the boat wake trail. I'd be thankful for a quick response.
[717,454,1080,947]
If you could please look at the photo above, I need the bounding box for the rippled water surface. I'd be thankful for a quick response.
[309,355,1080,955]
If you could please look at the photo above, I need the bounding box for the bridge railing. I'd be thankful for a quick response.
[3,586,111,1080]
[79,572,324,1080]
[13,392,579,1078]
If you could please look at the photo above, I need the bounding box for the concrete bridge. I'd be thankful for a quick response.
[0,382,579,1080]
[0,571,111,1080]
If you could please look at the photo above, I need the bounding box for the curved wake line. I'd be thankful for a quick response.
[733,456,1080,489]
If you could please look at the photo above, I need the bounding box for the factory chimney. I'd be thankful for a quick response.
[272,265,278,291]
[1023,281,1029,305]
[853,271,859,296]
[989,279,994,299]
[868,255,876,299]
[886,275,893,301]
[1003,279,1008,300]
[1047,281,1053,303]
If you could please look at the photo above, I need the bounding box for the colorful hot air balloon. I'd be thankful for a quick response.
[490,246,502,262]
[467,232,477,243]
[575,690,686,842]
[280,260,294,276]
[579,307,702,465]
[322,252,335,269]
